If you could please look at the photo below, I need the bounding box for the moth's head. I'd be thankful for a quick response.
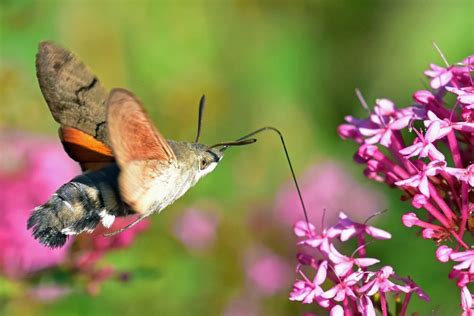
[191,143,224,179]
[183,95,256,180]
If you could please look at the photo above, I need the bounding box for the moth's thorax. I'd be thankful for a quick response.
[135,141,223,214]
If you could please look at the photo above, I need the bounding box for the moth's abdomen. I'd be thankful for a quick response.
[27,164,133,248]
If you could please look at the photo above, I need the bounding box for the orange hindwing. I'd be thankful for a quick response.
[59,126,114,171]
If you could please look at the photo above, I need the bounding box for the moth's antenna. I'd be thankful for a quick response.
[195,95,206,143]
[233,126,310,226]
[103,213,149,237]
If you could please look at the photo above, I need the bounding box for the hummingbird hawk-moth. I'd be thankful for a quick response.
[28,41,257,248]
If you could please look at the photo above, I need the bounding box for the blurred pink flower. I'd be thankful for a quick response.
[28,285,72,302]
[0,130,78,278]
[70,212,149,296]
[275,162,385,228]
[245,249,292,296]
[173,208,219,251]
[74,216,150,271]
[223,295,260,316]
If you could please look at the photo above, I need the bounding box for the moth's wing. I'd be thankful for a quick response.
[36,41,110,146]
[107,88,176,214]
[59,126,115,171]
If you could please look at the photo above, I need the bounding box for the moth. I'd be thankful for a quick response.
[28,42,256,248]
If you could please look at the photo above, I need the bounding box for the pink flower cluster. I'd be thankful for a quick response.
[0,131,77,278]
[290,213,428,315]
[0,130,149,297]
[338,54,474,313]
[72,216,150,295]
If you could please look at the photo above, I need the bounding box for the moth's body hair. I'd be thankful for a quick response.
[27,164,133,248]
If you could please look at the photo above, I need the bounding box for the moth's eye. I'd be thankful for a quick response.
[200,158,209,170]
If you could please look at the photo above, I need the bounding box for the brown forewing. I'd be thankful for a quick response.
[36,41,110,146]
[106,88,176,164]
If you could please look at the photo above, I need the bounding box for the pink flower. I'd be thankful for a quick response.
[223,296,260,316]
[359,266,410,295]
[413,90,436,105]
[424,63,453,89]
[447,86,474,108]
[402,212,419,227]
[436,245,453,263]
[290,214,427,314]
[321,271,362,301]
[449,269,474,288]
[294,221,331,251]
[358,99,411,147]
[173,208,219,251]
[74,216,149,271]
[294,220,316,237]
[289,260,328,304]
[358,295,376,316]
[399,122,446,161]
[276,162,385,228]
[445,165,474,187]
[0,131,77,278]
[295,223,331,254]
[246,250,292,296]
[330,305,343,316]
[461,286,474,316]
[394,275,431,302]
[327,244,379,277]
[395,160,446,197]
[28,285,72,302]
[411,194,428,208]
[424,111,474,134]
[451,249,474,274]
[338,52,474,315]
[328,212,391,241]
[338,124,364,143]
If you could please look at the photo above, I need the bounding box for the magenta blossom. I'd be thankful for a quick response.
[328,212,391,242]
[424,63,454,89]
[0,130,150,297]
[290,213,427,315]
[446,86,474,108]
[294,221,331,253]
[276,162,385,228]
[327,244,379,277]
[339,52,474,313]
[0,131,77,278]
[461,286,474,315]
[290,260,328,305]
[173,208,219,251]
[245,249,292,296]
[359,266,410,296]
[75,216,150,271]
[394,160,446,197]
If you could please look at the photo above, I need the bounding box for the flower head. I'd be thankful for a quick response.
[290,214,425,314]
[0,131,77,278]
[328,212,391,241]
[173,208,219,251]
[338,52,474,314]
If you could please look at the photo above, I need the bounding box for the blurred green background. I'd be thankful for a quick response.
[0,0,472,315]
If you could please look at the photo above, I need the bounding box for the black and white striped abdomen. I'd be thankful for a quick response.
[27,164,134,248]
